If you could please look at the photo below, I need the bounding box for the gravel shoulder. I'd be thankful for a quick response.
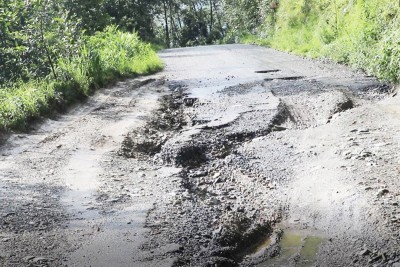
[0,44,399,267]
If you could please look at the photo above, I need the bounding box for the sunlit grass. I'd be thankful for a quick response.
[0,80,55,129]
[0,26,163,131]
[238,0,400,83]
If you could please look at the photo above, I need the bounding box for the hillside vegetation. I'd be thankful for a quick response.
[229,0,400,83]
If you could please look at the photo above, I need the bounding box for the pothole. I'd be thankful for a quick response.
[277,76,305,81]
[241,227,325,266]
[273,88,358,129]
[170,142,208,168]
[119,84,187,159]
[255,70,280,74]
[207,214,274,265]
[331,94,354,115]
[264,76,305,82]
[120,129,166,158]
[225,101,291,142]
[183,97,198,107]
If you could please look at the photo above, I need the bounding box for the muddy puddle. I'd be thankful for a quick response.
[250,227,324,267]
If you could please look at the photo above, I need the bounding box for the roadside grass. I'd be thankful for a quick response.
[0,26,163,131]
[241,34,271,47]
[234,0,400,83]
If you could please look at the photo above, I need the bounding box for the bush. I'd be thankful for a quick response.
[58,26,163,95]
[0,80,55,130]
[245,0,400,82]
[0,26,163,131]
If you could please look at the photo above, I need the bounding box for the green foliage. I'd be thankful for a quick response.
[0,0,165,131]
[0,80,55,130]
[104,0,157,40]
[59,26,163,95]
[240,34,270,46]
[155,0,225,47]
[222,0,277,43]
[270,0,400,82]
[0,0,82,83]
[226,0,400,83]
[63,0,110,34]
[0,27,163,131]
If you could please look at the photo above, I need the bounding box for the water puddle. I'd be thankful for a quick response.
[279,232,303,259]
[255,229,324,267]
[298,236,324,266]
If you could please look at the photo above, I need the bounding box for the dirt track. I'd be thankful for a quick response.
[0,45,399,267]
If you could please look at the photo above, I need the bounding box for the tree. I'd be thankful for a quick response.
[63,0,110,34]
[0,0,81,83]
[104,0,158,40]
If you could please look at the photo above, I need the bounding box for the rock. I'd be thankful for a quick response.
[213,172,221,179]
[1,238,10,242]
[107,198,121,203]
[23,256,35,262]
[213,177,222,185]
[392,262,400,267]
[377,189,389,198]
[192,171,208,178]
[32,257,49,263]
[359,249,371,256]
[3,212,15,218]
[271,125,287,132]
[237,207,245,212]
[208,198,221,206]
[369,255,383,263]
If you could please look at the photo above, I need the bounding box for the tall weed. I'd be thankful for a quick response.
[0,26,163,131]
[262,0,400,82]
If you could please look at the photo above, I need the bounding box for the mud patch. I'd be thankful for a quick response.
[120,130,168,158]
[149,92,187,131]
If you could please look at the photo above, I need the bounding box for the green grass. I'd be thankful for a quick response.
[239,0,400,83]
[241,34,271,47]
[0,26,163,131]
[0,80,55,129]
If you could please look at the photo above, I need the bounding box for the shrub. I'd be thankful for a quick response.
[0,26,163,131]
[250,0,400,82]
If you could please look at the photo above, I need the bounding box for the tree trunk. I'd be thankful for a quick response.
[168,0,175,46]
[210,0,213,33]
[162,0,170,48]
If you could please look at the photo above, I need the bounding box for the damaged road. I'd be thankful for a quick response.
[1,44,399,266]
